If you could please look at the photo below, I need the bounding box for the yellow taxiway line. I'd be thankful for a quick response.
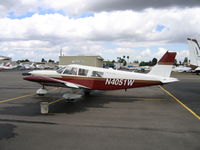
[0,94,35,104]
[159,85,200,120]
[0,93,64,105]
[48,98,65,105]
[0,88,60,104]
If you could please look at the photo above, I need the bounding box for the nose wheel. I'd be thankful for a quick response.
[36,85,48,96]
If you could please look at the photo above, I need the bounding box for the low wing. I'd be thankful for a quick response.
[23,75,90,89]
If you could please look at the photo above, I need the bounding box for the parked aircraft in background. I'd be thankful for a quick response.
[172,66,191,72]
[133,66,152,73]
[187,38,200,73]
[17,63,37,70]
[23,51,178,101]
[0,56,11,61]
[15,63,53,70]
[0,62,17,71]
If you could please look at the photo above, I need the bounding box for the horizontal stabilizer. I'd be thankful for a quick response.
[160,77,179,83]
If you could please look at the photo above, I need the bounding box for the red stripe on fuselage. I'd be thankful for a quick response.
[24,75,162,90]
[58,76,161,90]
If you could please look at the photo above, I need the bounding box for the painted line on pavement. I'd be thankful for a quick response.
[0,94,35,104]
[159,85,200,120]
[0,87,60,104]
[48,98,65,105]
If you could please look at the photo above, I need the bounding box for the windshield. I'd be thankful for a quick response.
[56,67,65,74]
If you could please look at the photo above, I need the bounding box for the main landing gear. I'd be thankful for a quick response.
[63,89,83,102]
[83,89,91,96]
[36,86,91,102]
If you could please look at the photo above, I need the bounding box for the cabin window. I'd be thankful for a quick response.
[92,71,104,77]
[63,67,77,75]
[71,67,78,75]
[78,68,88,76]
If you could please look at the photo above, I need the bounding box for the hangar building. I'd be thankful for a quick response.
[59,56,104,67]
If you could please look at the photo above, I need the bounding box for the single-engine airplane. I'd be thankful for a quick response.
[23,51,178,100]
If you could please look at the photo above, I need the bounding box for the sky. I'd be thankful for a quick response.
[0,0,200,62]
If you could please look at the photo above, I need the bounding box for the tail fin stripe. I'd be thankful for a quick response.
[158,51,176,65]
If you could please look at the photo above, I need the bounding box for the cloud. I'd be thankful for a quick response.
[1,8,200,43]
[104,48,135,55]
[87,0,200,13]
[176,50,189,60]
[0,0,39,17]
[156,48,168,58]
[141,49,151,57]
[0,1,199,62]
[1,0,200,17]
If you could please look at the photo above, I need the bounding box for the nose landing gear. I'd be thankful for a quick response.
[36,85,48,96]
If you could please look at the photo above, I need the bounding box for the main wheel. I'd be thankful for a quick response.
[84,91,90,96]
[37,94,45,96]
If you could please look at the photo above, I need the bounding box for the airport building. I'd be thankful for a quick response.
[59,56,104,67]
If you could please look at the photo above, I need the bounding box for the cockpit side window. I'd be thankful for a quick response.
[63,67,77,75]
[78,68,88,76]
[91,71,104,78]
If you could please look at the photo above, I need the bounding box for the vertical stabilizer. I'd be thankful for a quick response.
[148,51,176,77]
[187,38,200,69]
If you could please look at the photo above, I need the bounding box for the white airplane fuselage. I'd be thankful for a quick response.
[25,64,176,90]
[23,51,178,95]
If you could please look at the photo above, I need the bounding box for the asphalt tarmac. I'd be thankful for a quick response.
[164,72,200,116]
[0,71,199,150]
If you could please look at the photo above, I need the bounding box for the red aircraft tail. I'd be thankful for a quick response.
[158,51,177,65]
